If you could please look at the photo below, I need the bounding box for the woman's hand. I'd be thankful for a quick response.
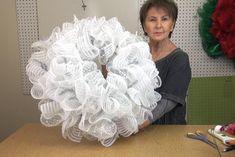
[138,120,151,130]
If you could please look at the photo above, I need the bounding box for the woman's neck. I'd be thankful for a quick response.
[149,38,176,61]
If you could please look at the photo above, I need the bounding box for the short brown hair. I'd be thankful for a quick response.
[139,0,178,38]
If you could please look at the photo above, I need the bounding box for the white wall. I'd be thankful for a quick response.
[0,0,40,141]
[38,0,139,38]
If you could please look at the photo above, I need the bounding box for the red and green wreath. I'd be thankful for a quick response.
[198,0,235,66]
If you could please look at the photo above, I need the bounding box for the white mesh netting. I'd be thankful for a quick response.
[26,16,161,147]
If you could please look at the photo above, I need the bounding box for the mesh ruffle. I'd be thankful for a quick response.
[26,16,161,147]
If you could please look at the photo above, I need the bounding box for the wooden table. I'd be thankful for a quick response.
[0,123,234,157]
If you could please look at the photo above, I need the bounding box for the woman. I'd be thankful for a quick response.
[139,0,191,128]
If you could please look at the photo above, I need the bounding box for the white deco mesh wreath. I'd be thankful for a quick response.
[26,16,161,147]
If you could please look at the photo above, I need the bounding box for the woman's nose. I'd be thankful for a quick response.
[155,20,162,28]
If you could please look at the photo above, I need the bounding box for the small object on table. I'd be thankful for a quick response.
[186,131,217,149]
[214,124,235,136]
[223,145,235,152]
[208,128,235,145]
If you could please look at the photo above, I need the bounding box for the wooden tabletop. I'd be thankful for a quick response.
[0,123,234,157]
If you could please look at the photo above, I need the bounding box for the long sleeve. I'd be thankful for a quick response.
[150,98,177,123]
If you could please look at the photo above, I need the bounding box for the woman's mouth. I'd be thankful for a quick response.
[153,32,163,36]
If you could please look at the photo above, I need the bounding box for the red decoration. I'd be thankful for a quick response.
[220,123,235,136]
[210,0,235,59]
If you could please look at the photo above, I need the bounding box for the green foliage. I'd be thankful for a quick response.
[198,0,223,57]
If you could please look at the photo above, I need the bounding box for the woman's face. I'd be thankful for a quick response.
[144,7,175,43]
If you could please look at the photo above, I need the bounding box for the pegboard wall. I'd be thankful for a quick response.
[16,0,39,94]
[17,0,235,94]
[138,0,235,77]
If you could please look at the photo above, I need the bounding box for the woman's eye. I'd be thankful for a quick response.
[149,18,156,22]
[162,17,168,21]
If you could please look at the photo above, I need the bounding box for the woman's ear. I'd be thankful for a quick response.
[171,21,176,31]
